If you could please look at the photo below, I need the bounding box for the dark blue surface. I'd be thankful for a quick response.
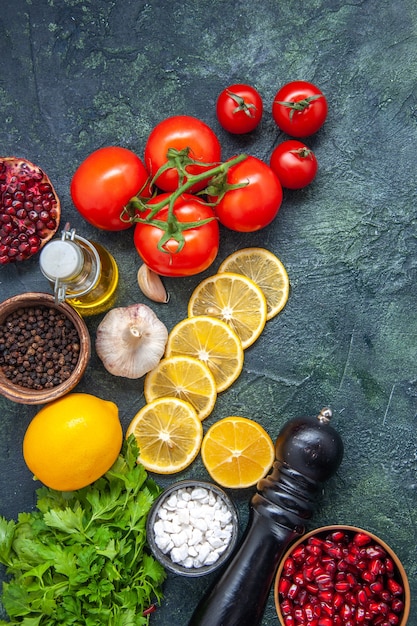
[1,1,416,624]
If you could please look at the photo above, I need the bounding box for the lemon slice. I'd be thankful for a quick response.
[126,397,203,474]
[201,416,275,489]
[165,315,243,393]
[218,247,289,320]
[188,272,267,349]
[144,355,217,421]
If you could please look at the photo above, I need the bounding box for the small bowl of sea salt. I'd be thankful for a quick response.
[146,480,239,576]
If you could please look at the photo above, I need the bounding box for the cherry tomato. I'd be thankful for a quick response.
[144,115,221,193]
[211,156,282,232]
[272,80,328,137]
[70,147,150,231]
[133,193,219,277]
[270,140,318,189]
[216,84,263,134]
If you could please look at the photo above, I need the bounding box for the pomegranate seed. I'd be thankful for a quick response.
[320,603,333,617]
[306,583,319,594]
[387,578,403,596]
[281,598,293,616]
[333,592,344,610]
[293,607,305,622]
[293,572,304,586]
[331,530,346,542]
[279,577,291,595]
[387,612,400,625]
[362,569,376,583]
[304,565,315,581]
[284,617,295,626]
[391,598,404,612]
[292,545,306,561]
[370,557,384,576]
[366,545,387,558]
[357,606,366,623]
[353,532,372,547]
[316,573,333,590]
[334,581,350,593]
[317,590,333,603]
[370,580,384,595]
[288,583,299,600]
[341,602,352,618]
[318,618,333,626]
[283,557,296,576]
[385,557,395,575]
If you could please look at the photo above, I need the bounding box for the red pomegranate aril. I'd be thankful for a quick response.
[305,582,319,594]
[304,565,315,581]
[281,598,293,616]
[293,607,305,623]
[385,557,395,576]
[391,598,404,613]
[279,577,291,595]
[292,545,306,561]
[340,602,352,618]
[366,545,387,559]
[387,578,403,596]
[316,573,333,590]
[317,590,333,604]
[318,617,333,626]
[333,592,344,610]
[387,612,400,625]
[354,532,372,546]
[357,606,366,623]
[362,569,376,583]
[370,580,384,595]
[330,531,345,542]
[334,580,350,593]
[284,616,295,626]
[288,583,299,600]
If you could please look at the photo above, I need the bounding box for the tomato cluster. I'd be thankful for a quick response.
[70,80,327,277]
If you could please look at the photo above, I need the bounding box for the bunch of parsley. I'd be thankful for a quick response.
[0,436,166,625]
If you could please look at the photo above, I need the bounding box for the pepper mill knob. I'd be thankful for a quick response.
[274,407,344,482]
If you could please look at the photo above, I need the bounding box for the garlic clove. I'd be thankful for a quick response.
[95,303,168,379]
[137,264,169,303]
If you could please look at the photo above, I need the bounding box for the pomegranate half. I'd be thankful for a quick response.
[0,157,61,264]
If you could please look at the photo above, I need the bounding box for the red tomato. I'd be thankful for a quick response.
[211,156,282,232]
[70,147,150,231]
[144,115,221,193]
[272,81,328,137]
[270,140,318,189]
[133,193,219,277]
[216,84,263,134]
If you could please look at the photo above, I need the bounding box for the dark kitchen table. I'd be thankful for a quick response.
[1,1,416,624]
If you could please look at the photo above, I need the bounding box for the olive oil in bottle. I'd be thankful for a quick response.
[39,224,119,316]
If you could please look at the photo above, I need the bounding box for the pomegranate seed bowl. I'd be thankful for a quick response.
[0,292,91,404]
[274,524,410,626]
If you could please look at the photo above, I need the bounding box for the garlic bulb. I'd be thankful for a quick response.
[95,303,168,379]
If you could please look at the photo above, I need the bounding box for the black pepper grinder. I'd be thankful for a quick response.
[188,407,344,626]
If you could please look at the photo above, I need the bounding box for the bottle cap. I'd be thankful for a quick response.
[39,239,84,281]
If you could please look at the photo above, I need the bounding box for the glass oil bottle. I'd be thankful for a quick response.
[39,223,119,316]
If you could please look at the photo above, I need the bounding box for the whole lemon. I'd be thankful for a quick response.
[23,393,123,491]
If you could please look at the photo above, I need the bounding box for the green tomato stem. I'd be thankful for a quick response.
[122,152,248,254]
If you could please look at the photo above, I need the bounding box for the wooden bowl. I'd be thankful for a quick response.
[0,292,91,404]
[274,525,410,625]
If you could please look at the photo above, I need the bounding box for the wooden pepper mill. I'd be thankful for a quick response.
[188,407,344,626]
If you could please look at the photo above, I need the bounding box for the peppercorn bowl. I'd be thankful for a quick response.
[0,292,91,404]
[274,524,410,626]
[146,479,240,577]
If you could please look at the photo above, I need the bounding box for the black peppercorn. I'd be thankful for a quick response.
[0,305,80,390]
